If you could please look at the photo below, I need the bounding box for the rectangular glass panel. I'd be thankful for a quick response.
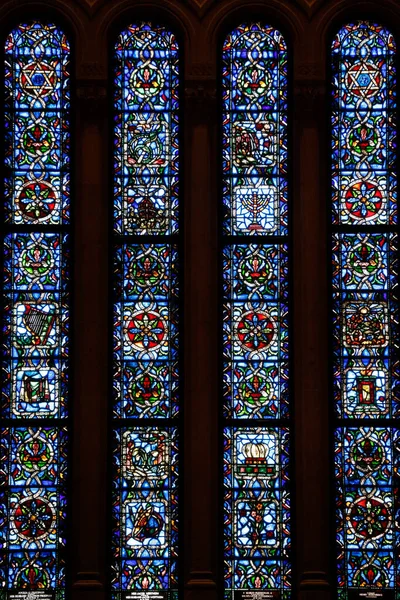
[222,244,289,420]
[111,427,178,597]
[223,427,291,598]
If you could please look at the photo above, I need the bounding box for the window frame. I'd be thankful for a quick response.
[327,14,400,599]
[106,15,186,599]
[0,12,77,598]
[217,16,297,599]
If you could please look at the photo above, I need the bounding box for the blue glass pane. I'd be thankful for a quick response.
[332,22,400,598]
[111,427,178,596]
[223,244,289,419]
[222,24,291,600]
[113,244,179,419]
[224,427,291,598]
[1,22,70,598]
[112,23,180,599]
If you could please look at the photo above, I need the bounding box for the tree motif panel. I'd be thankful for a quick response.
[0,22,70,599]
[222,24,291,600]
[332,22,400,598]
[112,23,180,600]
[114,25,178,236]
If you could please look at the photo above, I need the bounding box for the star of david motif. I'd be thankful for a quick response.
[346,61,382,99]
[20,61,57,99]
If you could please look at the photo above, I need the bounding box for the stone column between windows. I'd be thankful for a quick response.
[294,77,331,600]
[183,77,219,600]
[72,78,108,599]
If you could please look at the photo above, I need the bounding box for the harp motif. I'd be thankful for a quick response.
[22,305,56,345]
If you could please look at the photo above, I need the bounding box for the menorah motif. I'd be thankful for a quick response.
[235,185,276,232]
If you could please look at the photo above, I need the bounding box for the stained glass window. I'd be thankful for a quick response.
[111,23,180,599]
[331,22,400,598]
[222,24,291,599]
[1,22,71,598]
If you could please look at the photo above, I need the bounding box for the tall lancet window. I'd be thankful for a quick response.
[0,22,71,597]
[221,23,292,599]
[331,22,400,598]
[111,23,180,599]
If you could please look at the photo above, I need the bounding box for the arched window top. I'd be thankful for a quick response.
[114,22,179,115]
[115,22,179,52]
[5,21,70,116]
[331,19,396,224]
[332,21,396,56]
[5,21,70,53]
[222,23,287,115]
[331,21,396,114]
[223,23,287,54]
